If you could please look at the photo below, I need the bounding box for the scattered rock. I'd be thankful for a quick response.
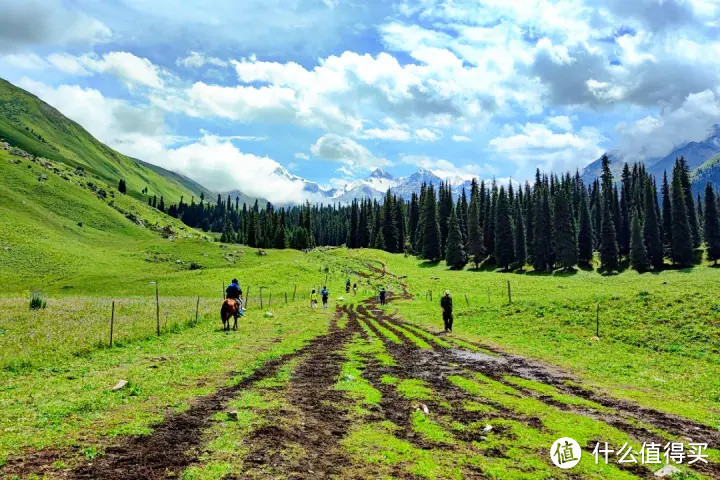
[654,465,681,477]
[430,276,440,280]
[591,336,600,342]
[112,380,128,391]
[257,248,267,256]
[483,424,493,432]
[77,222,83,228]
[420,403,429,414]
[264,312,274,318]
[38,174,48,182]
[224,255,234,262]
[189,262,202,270]
[227,410,239,422]
[337,296,345,301]
[74,167,85,176]
[97,188,107,199]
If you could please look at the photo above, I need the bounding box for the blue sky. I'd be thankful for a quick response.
[2,0,720,203]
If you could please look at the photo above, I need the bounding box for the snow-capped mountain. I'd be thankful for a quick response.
[220,166,475,206]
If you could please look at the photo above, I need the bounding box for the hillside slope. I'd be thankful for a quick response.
[0,78,204,204]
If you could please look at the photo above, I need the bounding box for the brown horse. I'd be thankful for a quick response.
[220,298,241,331]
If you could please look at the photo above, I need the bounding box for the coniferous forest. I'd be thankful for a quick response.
[157,156,720,273]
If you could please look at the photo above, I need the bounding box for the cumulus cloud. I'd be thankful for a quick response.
[617,89,720,161]
[17,78,167,159]
[47,51,164,88]
[294,152,310,160]
[176,51,228,69]
[310,134,389,172]
[400,154,488,180]
[451,135,471,142]
[489,122,606,174]
[0,0,110,53]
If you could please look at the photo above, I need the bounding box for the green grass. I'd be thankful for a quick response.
[344,249,720,429]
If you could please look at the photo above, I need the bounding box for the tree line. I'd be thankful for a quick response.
[151,155,720,272]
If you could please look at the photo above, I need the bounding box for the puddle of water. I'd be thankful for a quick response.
[451,349,505,365]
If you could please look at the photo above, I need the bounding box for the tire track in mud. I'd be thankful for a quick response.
[64,329,342,480]
[368,289,719,479]
[235,307,360,479]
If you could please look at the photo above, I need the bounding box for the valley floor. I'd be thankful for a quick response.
[1,261,719,479]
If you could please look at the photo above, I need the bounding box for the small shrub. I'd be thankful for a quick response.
[29,293,47,310]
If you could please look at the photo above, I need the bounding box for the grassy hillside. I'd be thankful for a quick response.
[0,77,204,204]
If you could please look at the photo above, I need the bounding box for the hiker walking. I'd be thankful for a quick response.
[321,286,329,310]
[345,278,351,293]
[379,286,387,306]
[310,289,318,309]
[440,290,453,333]
[352,283,358,296]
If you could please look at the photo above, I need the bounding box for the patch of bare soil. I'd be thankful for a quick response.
[237,307,359,479]
[62,336,332,480]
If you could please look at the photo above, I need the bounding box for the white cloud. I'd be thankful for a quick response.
[489,122,606,174]
[17,78,167,160]
[1,53,47,70]
[310,134,389,172]
[46,51,164,88]
[294,152,310,160]
[399,154,483,180]
[617,89,720,161]
[414,128,440,142]
[546,115,573,132]
[451,135,471,142]
[177,51,228,69]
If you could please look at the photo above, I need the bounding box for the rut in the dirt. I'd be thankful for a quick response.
[238,307,359,479]
[65,337,326,480]
[364,292,720,479]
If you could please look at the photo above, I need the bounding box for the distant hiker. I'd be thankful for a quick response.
[345,278,351,293]
[353,283,358,296]
[310,289,318,309]
[321,286,329,310]
[379,286,387,306]
[441,290,453,333]
[225,278,242,300]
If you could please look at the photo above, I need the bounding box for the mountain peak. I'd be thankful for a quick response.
[368,168,393,180]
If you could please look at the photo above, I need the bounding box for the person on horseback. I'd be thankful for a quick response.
[226,278,242,300]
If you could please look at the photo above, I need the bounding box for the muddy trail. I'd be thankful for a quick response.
[356,288,720,479]
[237,308,360,479]
[5,261,718,479]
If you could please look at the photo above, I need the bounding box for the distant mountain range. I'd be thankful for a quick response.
[224,165,475,205]
[581,125,720,193]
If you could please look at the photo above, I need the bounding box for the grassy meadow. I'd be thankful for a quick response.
[2,137,720,478]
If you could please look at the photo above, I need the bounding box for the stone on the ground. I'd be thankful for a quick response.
[227,410,239,421]
[264,312,274,318]
[112,380,128,391]
[654,465,681,477]
[420,403,429,414]
[483,424,493,432]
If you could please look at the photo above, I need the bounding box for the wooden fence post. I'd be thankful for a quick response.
[155,281,160,336]
[260,287,264,309]
[465,294,470,307]
[195,296,200,325]
[596,303,600,337]
[110,301,115,347]
[285,292,288,304]
[245,286,250,308]
[269,292,272,306]
[292,284,297,301]
[507,280,512,304]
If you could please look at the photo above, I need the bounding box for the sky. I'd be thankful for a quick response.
[2,0,720,203]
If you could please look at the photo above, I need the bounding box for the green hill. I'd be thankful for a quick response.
[0,77,206,204]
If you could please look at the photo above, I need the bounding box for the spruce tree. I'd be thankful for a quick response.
[513,200,526,268]
[382,190,399,253]
[408,193,420,252]
[118,179,126,194]
[670,166,694,266]
[524,182,535,264]
[422,185,442,261]
[630,208,650,272]
[348,201,359,248]
[678,157,701,247]
[467,180,484,268]
[554,190,577,270]
[273,210,289,249]
[372,205,385,250]
[661,172,673,256]
[494,186,515,271]
[577,188,593,265]
[704,183,720,264]
[533,188,552,272]
[643,180,664,270]
[445,207,467,269]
